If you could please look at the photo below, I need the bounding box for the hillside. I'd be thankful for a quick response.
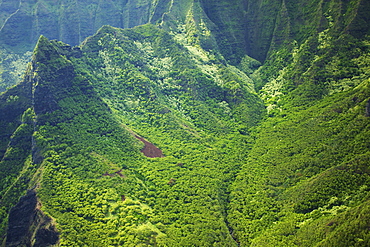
[3,0,368,91]
[0,0,370,246]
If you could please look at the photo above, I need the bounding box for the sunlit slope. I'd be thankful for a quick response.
[1,25,263,246]
[0,0,369,244]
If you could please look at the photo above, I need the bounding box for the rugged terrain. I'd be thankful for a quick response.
[0,0,370,246]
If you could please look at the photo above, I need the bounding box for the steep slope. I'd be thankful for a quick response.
[0,0,369,246]
[0,0,158,91]
[2,0,368,91]
[0,25,263,246]
[3,0,366,91]
[0,65,35,243]
[228,81,370,246]
[227,0,370,245]
[0,0,159,51]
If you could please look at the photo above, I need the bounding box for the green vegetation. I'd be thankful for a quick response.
[0,0,369,246]
[2,25,263,246]
[0,50,32,92]
[228,80,370,246]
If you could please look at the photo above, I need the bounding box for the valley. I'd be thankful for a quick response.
[0,0,369,246]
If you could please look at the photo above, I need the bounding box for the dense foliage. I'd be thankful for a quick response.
[1,24,264,246]
[0,0,369,246]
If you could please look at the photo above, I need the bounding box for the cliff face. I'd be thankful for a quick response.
[0,25,264,245]
[1,0,370,90]
[0,0,162,91]
[0,0,369,246]
[1,0,369,58]
[6,190,59,247]
[0,0,152,51]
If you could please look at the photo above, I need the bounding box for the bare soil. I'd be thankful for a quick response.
[134,135,164,158]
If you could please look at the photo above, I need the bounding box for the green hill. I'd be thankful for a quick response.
[0,0,369,246]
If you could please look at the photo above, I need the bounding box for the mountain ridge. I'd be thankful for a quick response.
[0,0,369,246]
[1,0,370,90]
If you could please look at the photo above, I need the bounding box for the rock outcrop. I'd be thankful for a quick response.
[5,190,59,247]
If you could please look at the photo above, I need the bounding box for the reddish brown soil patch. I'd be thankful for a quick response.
[168,178,176,186]
[115,169,125,178]
[135,135,164,158]
[103,169,126,178]
[103,172,115,177]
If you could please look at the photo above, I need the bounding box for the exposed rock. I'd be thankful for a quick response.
[0,0,159,52]
[31,36,75,117]
[5,190,59,247]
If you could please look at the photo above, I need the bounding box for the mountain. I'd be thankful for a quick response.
[0,0,369,246]
[3,0,368,91]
